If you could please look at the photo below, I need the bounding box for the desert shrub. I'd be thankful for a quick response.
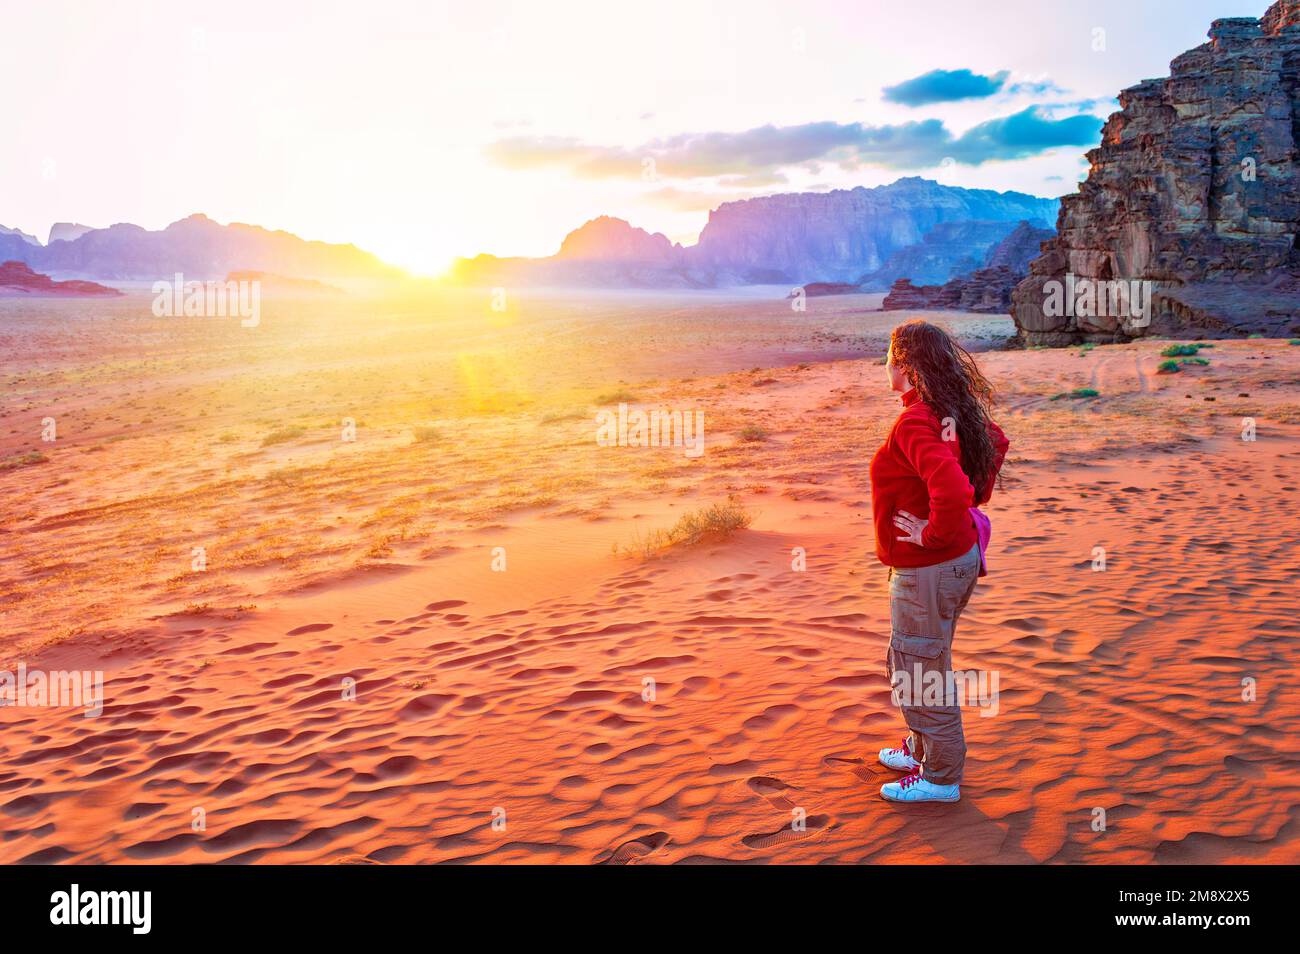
[739,425,770,442]
[412,426,439,443]
[1161,344,1201,357]
[1156,359,1181,374]
[1051,387,1101,400]
[631,496,753,557]
[539,409,584,425]
[595,388,638,405]
[261,425,307,447]
[0,450,48,470]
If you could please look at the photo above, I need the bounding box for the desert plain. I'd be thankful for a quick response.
[1,288,1297,864]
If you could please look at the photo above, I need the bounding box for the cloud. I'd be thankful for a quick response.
[1040,96,1120,117]
[882,68,1009,106]
[944,107,1103,164]
[1005,78,1068,98]
[487,108,1103,180]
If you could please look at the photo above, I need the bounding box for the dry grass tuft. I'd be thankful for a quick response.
[624,495,753,558]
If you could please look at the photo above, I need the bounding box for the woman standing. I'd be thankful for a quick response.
[869,320,1009,804]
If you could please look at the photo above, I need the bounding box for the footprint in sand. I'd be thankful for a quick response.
[823,754,881,787]
[286,623,333,636]
[740,775,835,850]
[425,600,468,612]
[600,831,671,865]
[741,814,832,850]
[822,755,863,768]
[746,775,795,809]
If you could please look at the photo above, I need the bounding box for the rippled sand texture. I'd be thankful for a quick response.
[2,289,1297,863]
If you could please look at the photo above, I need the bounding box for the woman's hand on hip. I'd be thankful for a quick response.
[893,509,928,546]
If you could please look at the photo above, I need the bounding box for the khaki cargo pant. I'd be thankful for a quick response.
[886,543,980,786]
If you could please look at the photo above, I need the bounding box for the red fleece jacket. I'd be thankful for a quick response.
[869,389,1009,568]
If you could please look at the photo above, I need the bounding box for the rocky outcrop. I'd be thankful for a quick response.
[1012,0,1300,344]
[0,214,402,282]
[555,216,680,263]
[882,220,1054,313]
[883,267,1019,314]
[0,261,122,297]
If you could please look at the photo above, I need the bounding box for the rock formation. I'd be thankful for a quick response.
[1012,0,1300,344]
[0,261,122,297]
[690,178,1056,284]
[984,221,1055,273]
[883,221,1053,313]
[554,216,679,263]
[882,268,1017,314]
[452,217,697,289]
[857,219,1028,290]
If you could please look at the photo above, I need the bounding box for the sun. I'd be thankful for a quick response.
[386,251,456,279]
[372,230,465,280]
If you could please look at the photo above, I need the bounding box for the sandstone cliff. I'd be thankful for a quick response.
[691,177,1056,284]
[1012,0,1300,344]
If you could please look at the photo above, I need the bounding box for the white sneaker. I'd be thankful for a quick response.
[880,770,960,803]
[877,738,919,773]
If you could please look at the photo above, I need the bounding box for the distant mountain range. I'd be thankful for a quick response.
[0,214,402,282]
[0,177,1059,292]
[0,224,41,247]
[451,177,1059,290]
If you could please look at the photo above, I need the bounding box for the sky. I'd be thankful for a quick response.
[0,0,1275,274]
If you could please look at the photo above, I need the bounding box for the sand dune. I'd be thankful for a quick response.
[2,292,1298,863]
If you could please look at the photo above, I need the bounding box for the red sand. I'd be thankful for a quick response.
[2,292,1297,863]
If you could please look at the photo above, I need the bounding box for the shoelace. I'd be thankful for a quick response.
[888,738,912,758]
[898,770,924,789]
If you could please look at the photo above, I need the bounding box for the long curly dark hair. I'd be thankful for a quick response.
[890,320,999,500]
